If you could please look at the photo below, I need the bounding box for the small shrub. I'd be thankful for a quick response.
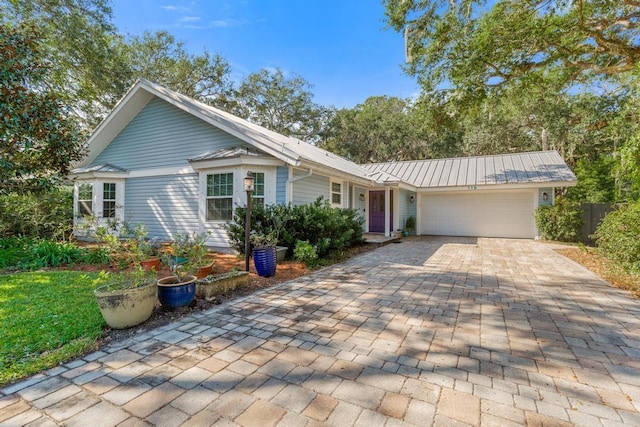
[593,200,640,274]
[535,197,583,242]
[27,240,83,268]
[294,240,318,267]
[80,247,111,265]
[0,236,31,269]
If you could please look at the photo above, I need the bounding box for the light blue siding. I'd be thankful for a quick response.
[95,97,246,170]
[538,187,553,206]
[292,173,330,205]
[398,188,417,234]
[276,167,288,205]
[124,174,199,241]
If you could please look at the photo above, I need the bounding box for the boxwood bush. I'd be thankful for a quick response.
[534,196,583,242]
[225,198,365,259]
[593,200,640,274]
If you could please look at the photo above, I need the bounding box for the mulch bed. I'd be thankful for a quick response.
[555,246,640,298]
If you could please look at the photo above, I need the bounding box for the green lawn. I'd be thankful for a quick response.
[0,271,105,387]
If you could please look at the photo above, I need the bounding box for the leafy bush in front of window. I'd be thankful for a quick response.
[534,196,583,242]
[225,197,365,259]
[0,188,73,240]
[593,200,640,274]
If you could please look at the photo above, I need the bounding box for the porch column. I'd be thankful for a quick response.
[384,187,391,237]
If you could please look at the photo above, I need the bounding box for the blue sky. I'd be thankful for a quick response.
[110,0,420,108]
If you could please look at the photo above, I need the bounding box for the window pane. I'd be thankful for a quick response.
[103,183,116,200]
[78,183,92,200]
[77,201,92,217]
[332,193,341,205]
[253,173,265,196]
[207,198,233,221]
[103,201,116,218]
[332,182,341,193]
[207,173,233,197]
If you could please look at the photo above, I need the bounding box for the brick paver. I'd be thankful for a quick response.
[2,237,640,425]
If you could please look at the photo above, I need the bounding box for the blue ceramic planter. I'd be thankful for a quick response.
[157,275,196,309]
[253,246,277,277]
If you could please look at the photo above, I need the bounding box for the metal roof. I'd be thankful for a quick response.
[70,163,128,174]
[189,147,264,162]
[362,151,577,189]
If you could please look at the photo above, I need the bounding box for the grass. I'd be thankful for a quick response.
[0,271,105,387]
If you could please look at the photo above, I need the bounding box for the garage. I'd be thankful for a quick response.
[419,189,537,238]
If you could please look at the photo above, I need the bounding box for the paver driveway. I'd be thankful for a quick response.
[2,237,640,426]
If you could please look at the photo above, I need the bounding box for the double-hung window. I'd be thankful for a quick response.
[207,173,234,221]
[77,183,93,217]
[103,183,116,218]
[252,172,265,209]
[331,181,342,207]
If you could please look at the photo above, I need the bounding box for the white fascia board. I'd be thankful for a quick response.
[69,171,129,180]
[127,166,196,178]
[416,180,577,193]
[298,160,374,187]
[190,156,285,171]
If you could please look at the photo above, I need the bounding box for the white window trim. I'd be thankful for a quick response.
[73,179,125,234]
[204,170,236,223]
[330,179,343,208]
[197,166,277,230]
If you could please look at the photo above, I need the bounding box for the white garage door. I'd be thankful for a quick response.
[419,190,536,238]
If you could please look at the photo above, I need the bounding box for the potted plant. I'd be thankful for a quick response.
[405,216,416,236]
[168,232,213,278]
[157,263,197,309]
[196,268,249,301]
[93,267,158,329]
[128,225,162,271]
[251,232,278,277]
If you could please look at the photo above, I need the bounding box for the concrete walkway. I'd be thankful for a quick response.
[2,237,640,426]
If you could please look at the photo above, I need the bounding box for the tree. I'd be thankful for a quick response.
[231,68,330,142]
[1,1,235,130]
[116,31,234,109]
[0,23,84,193]
[321,96,420,163]
[385,0,640,94]
[1,0,121,129]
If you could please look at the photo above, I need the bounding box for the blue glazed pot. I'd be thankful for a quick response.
[253,246,277,277]
[157,275,196,309]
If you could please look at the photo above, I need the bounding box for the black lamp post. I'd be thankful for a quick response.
[243,172,254,272]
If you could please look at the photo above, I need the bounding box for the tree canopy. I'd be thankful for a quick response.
[230,68,330,142]
[0,23,84,193]
[384,0,640,93]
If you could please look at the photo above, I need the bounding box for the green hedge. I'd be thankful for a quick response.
[534,196,583,242]
[225,198,365,259]
[593,200,640,274]
[0,188,73,240]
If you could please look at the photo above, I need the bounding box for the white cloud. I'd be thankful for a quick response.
[209,18,246,28]
[161,5,178,11]
[179,16,201,22]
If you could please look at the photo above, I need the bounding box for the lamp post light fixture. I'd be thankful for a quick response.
[244,172,255,272]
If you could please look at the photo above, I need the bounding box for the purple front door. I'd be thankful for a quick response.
[369,190,393,233]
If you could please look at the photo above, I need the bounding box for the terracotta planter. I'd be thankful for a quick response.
[195,262,214,279]
[196,271,249,301]
[157,275,196,309]
[140,257,161,271]
[94,281,157,329]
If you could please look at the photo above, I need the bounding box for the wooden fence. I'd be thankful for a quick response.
[581,203,614,245]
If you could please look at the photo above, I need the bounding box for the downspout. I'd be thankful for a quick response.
[287,167,313,204]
